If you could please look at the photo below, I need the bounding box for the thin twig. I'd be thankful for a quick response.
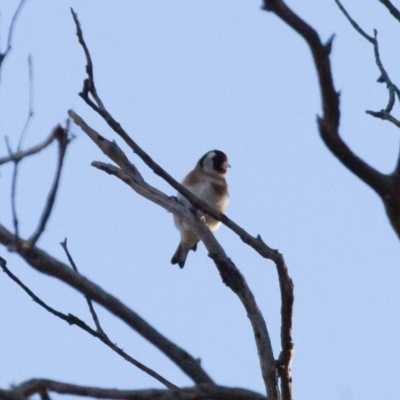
[0,256,93,327]
[371,30,400,102]
[0,128,58,166]
[335,2,400,114]
[0,256,178,390]
[0,223,214,386]
[70,8,104,109]
[334,0,374,43]
[365,109,400,128]
[17,54,35,151]
[60,238,104,334]
[29,125,70,245]
[334,0,400,190]
[5,136,21,240]
[4,53,35,242]
[0,0,28,72]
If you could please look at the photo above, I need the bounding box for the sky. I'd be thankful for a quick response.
[1,1,400,399]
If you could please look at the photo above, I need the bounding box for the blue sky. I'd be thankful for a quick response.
[1,1,400,399]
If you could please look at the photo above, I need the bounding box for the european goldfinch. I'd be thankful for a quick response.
[171,150,230,268]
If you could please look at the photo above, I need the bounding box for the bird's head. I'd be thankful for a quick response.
[197,150,230,175]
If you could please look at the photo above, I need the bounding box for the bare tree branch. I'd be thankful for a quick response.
[60,237,104,334]
[333,0,374,43]
[0,0,28,72]
[16,54,35,150]
[3,54,35,242]
[263,0,389,198]
[6,136,21,240]
[366,109,400,128]
[68,109,280,398]
[0,389,24,400]
[1,124,66,247]
[0,256,95,331]
[69,10,296,398]
[0,224,215,386]
[261,0,400,243]
[370,29,400,104]
[335,1,400,111]
[329,0,400,235]
[28,124,71,245]
[0,256,177,390]
[0,128,59,166]
[5,379,267,400]
[58,240,178,389]
[378,0,400,23]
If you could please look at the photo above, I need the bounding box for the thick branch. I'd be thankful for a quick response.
[379,0,400,23]
[7,379,267,400]
[0,257,177,390]
[69,110,278,397]
[263,0,389,198]
[0,224,214,386]
[69,11,295,398]
[70,16,295,392]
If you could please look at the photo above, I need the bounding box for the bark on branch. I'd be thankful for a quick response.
[68,110,279,398]
[1,379,267,400]
[69,10,295,397]
[263,0,400,240]
[0,224,214,386]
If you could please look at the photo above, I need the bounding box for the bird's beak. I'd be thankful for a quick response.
[222,161,231,169]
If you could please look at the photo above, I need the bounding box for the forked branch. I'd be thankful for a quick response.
[0,222,214,386]
[69,109,278,398]
[335,0,400,127]
[263,0,400,241]
[70,10,295,398]
[1,379,267,400]
[0,256,177,390]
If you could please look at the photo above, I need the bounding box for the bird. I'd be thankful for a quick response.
[171,150,230,268]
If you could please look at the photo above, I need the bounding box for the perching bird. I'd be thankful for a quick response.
[171,150,230,268]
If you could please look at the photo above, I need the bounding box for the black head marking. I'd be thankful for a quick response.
[198,150,228,174]
[212,150,228,173]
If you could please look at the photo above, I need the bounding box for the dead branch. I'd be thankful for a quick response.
[263,0,387,195]
[379,0,400,23]
[68,109,280,398]
[28,124,71,245]
[60,238,105,334]
[4,379,267,400]
[17,54,35,151]
[335,1,400,126]
[0,0,28,72]
[0,224,214,386]
[59,239,178,389]
[69,12,295,397]
[262,0,400,244]
[0,256,177,390]
[0,127,59,166]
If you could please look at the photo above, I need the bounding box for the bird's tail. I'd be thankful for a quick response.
[171,242,198,268]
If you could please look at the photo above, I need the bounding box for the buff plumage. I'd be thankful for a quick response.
[171,150,230,268]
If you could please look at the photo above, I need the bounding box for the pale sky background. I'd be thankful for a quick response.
[1,1,400,399]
